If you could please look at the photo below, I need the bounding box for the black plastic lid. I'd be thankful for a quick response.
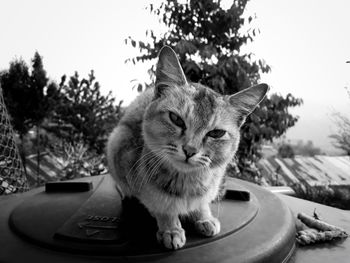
[9,175,296,262]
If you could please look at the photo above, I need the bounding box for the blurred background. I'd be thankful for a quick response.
[1,0,350,209]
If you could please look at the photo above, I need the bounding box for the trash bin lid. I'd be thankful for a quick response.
[9,175,296,263]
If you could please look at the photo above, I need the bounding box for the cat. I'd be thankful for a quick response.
[107,46,268,250]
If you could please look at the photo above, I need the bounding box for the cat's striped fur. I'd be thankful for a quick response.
[107,46,268,250]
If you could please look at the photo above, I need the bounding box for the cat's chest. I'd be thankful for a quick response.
[147,165,213,198]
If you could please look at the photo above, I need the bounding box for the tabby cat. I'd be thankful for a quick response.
[107,46,268,250]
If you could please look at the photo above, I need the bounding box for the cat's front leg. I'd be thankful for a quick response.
[193,202,221,237]
[154,213,186,250]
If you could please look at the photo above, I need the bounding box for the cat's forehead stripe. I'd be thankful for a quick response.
[192,88,217,131]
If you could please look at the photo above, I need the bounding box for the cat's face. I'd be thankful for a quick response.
[142,46,268,172]
[143,84,242,172]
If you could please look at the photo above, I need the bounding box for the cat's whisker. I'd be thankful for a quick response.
[196,159,210,168]
[144,154,166,190]
[138,154,162,191]
[164,144,178,151]
[138,152,166,192]
[197,158,209,165]
[134,157,155,191]
[126,149,158,187]
[126,153,152,177]
[129,149,164,190]
[163,148,177,153]
[164,150,177,156]
[197,155,212,165]
[138,149,165,183]
[128,143,163,152]
[137,153,165,188]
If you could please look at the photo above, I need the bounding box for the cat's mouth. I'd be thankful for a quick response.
[169,156,206,171]
[162,150,209,171]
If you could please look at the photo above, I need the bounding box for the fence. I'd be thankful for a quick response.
[0,86,28,195]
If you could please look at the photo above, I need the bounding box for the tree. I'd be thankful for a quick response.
[278,144,295,158]
[293,140,322,156]
[0,52,58,180]
[30,52,50,181]
[330,112,350,155]
[49,70,122,154]
[277,139,322,158]
[330,86,350,155]
[1,58,32,136]
[0,52,55,137]
[126,0,302,178]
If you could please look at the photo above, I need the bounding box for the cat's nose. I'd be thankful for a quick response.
[182,145,198,159]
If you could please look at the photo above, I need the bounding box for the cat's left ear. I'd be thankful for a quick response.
[155,46,188,97]
[229,83,269,126]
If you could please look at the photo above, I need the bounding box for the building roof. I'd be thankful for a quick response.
[258,156,350,187]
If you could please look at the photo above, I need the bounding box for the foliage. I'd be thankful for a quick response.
[126,0,302,175]
[330,111,350,155]
[238,94,301,166]
[48,70,122,154]
[329,87,350,155]
[0,52,122,184]
[0,52,59,177]
[0,52,56,136]
[277,139,322,158]
[226,161,264,185]
[278,143,295,158]
[50,141,107,180]
[292,140,322,156]
[291,183,350,210]
[0,52,122,155]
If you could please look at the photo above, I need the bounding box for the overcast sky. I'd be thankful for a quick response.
[246,0,350,154]
[1,0,350,154]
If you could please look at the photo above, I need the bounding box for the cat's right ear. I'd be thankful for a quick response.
[229,83,269,127]
[155,46,188,98]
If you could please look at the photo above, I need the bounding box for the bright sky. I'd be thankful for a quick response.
[1,0,350,154]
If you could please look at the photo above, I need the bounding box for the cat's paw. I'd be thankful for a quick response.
[156,228,186,250]
[195,217,221,237]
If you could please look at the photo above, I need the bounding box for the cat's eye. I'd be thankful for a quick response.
[207,129,226,138]
[169,112,186,128]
